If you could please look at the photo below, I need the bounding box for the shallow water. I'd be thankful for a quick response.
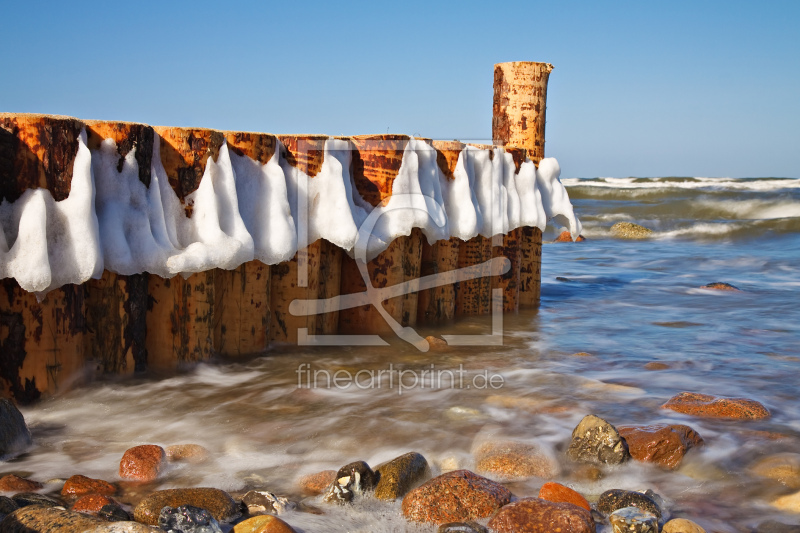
[7,177,800,532]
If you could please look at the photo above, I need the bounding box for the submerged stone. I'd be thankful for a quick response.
[754,521,800,533]
[474,440,560,481]
[232,515,297,533]
[597,489,662,520]
[567,414,630,465]
[0,475,42,492]
[11,492,64,508]
[133,488,240,525]
[487,497,595,533]
[298,470,336,496]
[437,521,488,533]
[159,505,222,533]
[72,494,115,514]
[662,518,707,532]
[609,506,658,533]
[749,453,800,488]
[699,282,740,291]
[0,399,33,458]
[538,482,591,511]
[1,505,104,532]
[617,424,704,470]
[662,392,770,420]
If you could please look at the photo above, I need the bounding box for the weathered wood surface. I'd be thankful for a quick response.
[213,263,270,357]
[416,237,459,323]
[454,236,492,316]
[519,227,543,306]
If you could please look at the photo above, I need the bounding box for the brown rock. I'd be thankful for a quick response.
[554,231,586,243]
[62,474,117,497]
[0,474,42,492]
[374,451,430,500]
[610,222,653,239]
[85,523,161,533]
[488,497,595,533]
[538,482,590,511]
[662,392,770,420]
[425,336,448,349]
[232,515,297,533]
[118,445,166,482]
[750,453,800,489]
[72,494,115,514]
[401,469,512,524]
[165,444,210,463]
[133,487,240,525]
[617,424,704,469]
[699,282,740,291]
[0,505,104,532]
[772,490,800,512]
[644,362,671,370]
[298,470,336,495]
[474,440,559,481]
[662,518,707,533]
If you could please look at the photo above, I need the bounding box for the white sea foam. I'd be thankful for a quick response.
[562,176,800,191]
[0,131,581,293]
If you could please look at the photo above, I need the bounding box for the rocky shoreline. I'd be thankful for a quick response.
[2,394,799,533]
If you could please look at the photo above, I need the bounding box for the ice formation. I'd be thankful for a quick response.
[0,130,581,296]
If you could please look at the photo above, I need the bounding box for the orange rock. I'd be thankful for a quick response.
[119,444,166,482]
[165,444,210,463]
[662,392,770,420]
[617,424,704,469]
[298,470,336,495]
[71,494,115,514]
[474,440,559,481]
[425,336,448,350]
[0,474,42,492]
[233,514,297,533]
[699,282,740,291]
[645,362,671,370]
[554,231,586,243]
[538,482,591,511]
[62,474,117,497]
[488,497,594,533]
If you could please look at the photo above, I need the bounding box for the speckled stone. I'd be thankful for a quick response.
[474,440,559,481]
[554,231,586,243]
[118,445,166,482]
[11,492,64,508]
[754,521,800,533]
[610,222,653,239]
[567,415,630,465]
[662,518,707,533]
[749,453,800,489]
[133,488,240,525]
[0,505,104,532]
[617,424,704,470]
[298,470,336,495]
[662,392,770,420]
[487,497,595,533]
[231,514,297,533]
[374,451,430,500]
[772,489,800,513]
[62,474,117,497]
[609,506,658,533]
[72,494,115,514]
[597,490,661,520]
[699,282,740,291]
[85,522,162,532]
[437,521,488,533]
[401,469,512,524]
[0,475,42,492]
[165,444,211,463]
[0,399,32,457]
[159,505,221,533]
[538,482,591,511]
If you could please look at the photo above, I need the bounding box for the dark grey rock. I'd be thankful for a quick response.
[609,506,658,533]
[438,521,488,533]
[97,503,132,522]
[597,489,661,520]
[567,414,630,465]
[0,399,32,458]
[335,460,378,492]
[0,495,19,516]
[158,505,222,533]
[755,521,800,533]
[11,492,64,508]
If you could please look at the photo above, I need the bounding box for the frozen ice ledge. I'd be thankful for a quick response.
[0,115,581,296]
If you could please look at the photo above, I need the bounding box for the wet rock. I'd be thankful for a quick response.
[335,460,378,492]
[662,518,707,532]
[119,444,166,482]
[438,522,488,533]
[754,521,800,533]
[297,470,336,496]
[0,495,20,516]
[231,515,297,533]
[0,505,104,532]
[538,482,590,511]
[699,282,740,291]
[0,399,33,457]
[62,474,117,497]
[11,492,64,508]
[401,469,512,524]
[0,474,42,492]
[597,489,662,520]
[617,424,704,470]
[610,222,653,239]
[554,231,586,242]
[426,336,448,349]
[241,491,295,515]
[159,505,222,533]
[374,452,430,500]
[97,503,132,522]
[662,392,770,420]
[772,489,800,512]
[133,488,240,525]
[474,440,559,481]
[72,494,115,514]
[85,523,162,533]
[572,352,594,357]
[166,444,211,463]
[567,414,630,465]
[322,481,353,504]
[749,453,800,489]
[487,497,595,533]
[644,362,671,371]
[609,506,658,533]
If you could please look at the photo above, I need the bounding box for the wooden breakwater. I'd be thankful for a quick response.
[0,61,556,402]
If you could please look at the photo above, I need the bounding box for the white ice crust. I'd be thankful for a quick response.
[0,131,581,295]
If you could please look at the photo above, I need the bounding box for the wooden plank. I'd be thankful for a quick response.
[492,228,522,313]
[416,237,459,322]
[213,263,270,357]
[454,236,492,316]
[519,227,543,306]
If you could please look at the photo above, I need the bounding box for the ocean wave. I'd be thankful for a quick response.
[563,177,800,191]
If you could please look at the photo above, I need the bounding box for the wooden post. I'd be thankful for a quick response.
[493,61,552,306]
[338,135,425,335]
[454,236,492,316]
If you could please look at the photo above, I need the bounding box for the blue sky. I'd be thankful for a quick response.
[2,1,798,178]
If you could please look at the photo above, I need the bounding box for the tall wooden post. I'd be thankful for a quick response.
[493,61,553,306]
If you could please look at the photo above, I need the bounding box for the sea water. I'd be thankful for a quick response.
[8,176,800,532]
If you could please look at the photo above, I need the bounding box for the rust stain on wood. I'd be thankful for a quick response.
[350,134,409,207]
[214,263,270,357]
[431,141,464,181]
[86,121,154,187]
[225,131,277,165]
[454,236,492,316]
[417,237,459,322]
[277,135,327,178]
[519,226,543,306]
[492,229,522,312]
